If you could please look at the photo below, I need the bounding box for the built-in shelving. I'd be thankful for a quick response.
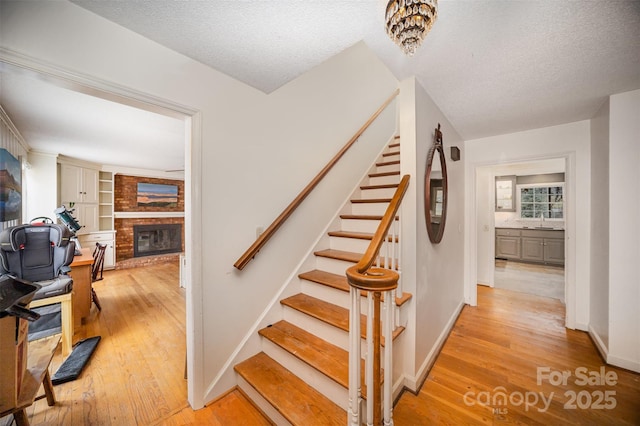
[98,171,114,231]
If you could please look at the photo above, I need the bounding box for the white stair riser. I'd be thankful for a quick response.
[375,163,400,174]
[283,306,349,351]
[261,339,349,410]
[300,279,405,318]
[281,305,393,363]
[361,187,397,198]
[300,279,350,309]
[368,175,400,186]
[340,218,383,233]
[315,256,357,275]
[351,202,390,216]
[329,236,371,253]
[237,375,292,426]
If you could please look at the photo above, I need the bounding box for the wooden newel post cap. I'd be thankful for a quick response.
[346,265,399,292]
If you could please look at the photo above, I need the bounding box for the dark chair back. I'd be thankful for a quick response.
[92,243,107,282]
[0,224,75,299]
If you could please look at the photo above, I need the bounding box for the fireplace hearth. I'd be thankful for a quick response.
[133,224,182,257]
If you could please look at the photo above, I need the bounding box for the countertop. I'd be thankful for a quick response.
[496,225,564,230]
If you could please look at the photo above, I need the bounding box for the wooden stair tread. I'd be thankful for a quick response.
[259,320,370,395]
[368,171,400,178]
[299,269,350,292]
[314,249,362,263]
[351,198,392,204]
[327,230,397,242]
[360,183,399,190]
[389,142,400,148]
[235,352,346,425]
[299,269,412,306]
[314,249,398,270]
[376,160,400,167]
[280,293,405,344]
[382,151,400,157]
[340,214,398,221]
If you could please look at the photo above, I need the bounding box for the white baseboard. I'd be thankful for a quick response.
[588,325,608,361]
[403,300,465,392]
[606,354,640,373]
[588,326,640,373]
[574,322,589,332]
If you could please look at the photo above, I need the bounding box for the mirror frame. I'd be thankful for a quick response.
[424,124,448,244]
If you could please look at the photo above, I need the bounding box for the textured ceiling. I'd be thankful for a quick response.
[69,0,640,139]
[1,0,639,171]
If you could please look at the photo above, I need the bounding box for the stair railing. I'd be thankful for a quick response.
[346,174,410,426]
[374,205,403,330]
[234,89,399,270]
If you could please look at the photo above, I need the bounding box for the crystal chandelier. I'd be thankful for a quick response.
[385,0,438,56]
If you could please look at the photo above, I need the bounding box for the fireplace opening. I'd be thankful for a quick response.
[133,224,182,257]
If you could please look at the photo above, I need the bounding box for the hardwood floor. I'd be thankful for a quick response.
[5,264,638,425]
[394,286,640,425]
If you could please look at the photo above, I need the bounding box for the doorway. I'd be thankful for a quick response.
[469,155,575,328]
[0,56,203,407]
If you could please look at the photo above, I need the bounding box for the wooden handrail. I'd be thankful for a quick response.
[351,174,410,279]
[346,174,409,425]
[234,89,400,270]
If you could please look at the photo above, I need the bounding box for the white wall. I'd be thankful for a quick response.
[464,121,591,329]
[0,0,399,406]
[25,151,58,221]
[589,99,610,353]
[475,167,494,286]
[398,78,465,389]
[608,89,640,372]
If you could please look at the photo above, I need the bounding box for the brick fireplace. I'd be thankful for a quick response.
[114,175,184,269]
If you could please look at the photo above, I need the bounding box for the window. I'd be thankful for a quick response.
[519,184,563,219]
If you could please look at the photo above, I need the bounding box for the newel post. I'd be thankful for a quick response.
[346,266,399,425]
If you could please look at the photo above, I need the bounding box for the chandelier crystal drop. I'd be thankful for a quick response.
[385,0,438,56]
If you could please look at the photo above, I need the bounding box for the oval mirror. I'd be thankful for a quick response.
[424,123,448,244]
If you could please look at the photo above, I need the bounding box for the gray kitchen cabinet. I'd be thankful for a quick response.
[495,228,521,260]
[496,228,564,265]
[521,237,544,262]
[544,238,565,264]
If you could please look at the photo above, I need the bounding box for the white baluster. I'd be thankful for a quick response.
[384,289,394,425]
[349,287,361,426]
[366,292,374,425]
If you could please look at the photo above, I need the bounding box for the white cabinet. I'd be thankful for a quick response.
[74,203,99,234]
[78,231,116,270]
[59,162,101,234]
[60,164,98,204]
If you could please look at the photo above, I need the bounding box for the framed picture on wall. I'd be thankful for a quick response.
[137,183,178,208]
[0,148,22,223]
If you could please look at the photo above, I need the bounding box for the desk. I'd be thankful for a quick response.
[28,248,93,357]
[30,293,73,356]
[69,247,94,327]
[0,335,59,426]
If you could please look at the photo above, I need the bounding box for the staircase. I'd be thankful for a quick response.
[234,136,411,424]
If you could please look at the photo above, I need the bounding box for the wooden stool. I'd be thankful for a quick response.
[30,292,74,356]
[0,335,59,426]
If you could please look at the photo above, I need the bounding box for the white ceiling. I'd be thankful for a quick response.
[1,0,639,171]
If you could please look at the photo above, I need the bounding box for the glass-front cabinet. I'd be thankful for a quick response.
[495,175,516,212]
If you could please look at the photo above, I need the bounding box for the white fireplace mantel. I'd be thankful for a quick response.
[114,211,184,219]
